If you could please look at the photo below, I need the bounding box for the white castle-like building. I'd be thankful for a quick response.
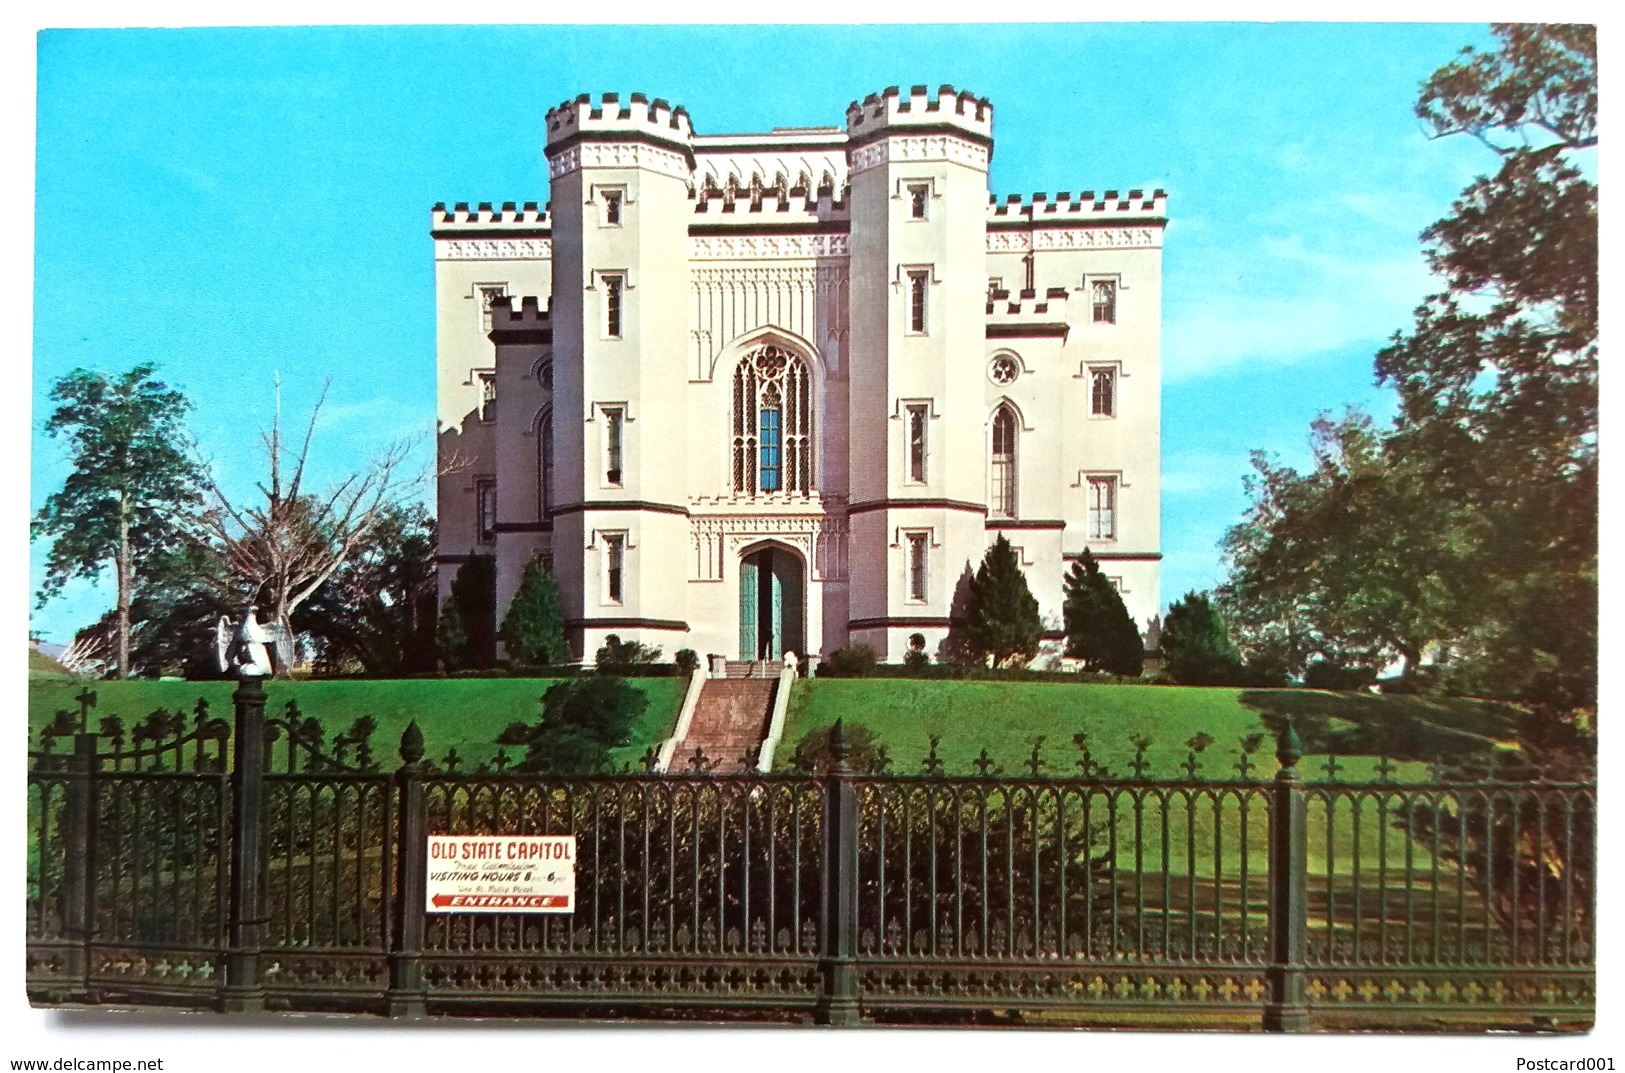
[434,86,1163,666]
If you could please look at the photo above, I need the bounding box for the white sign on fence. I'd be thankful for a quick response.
[425,835,576,913]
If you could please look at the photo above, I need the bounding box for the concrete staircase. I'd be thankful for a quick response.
[671,678,777,773]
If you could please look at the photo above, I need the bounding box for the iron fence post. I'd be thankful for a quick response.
[222,675,267,1013]
[1264,720,1310,1032]
[62,731,99,998]
[388,721,428,1017]
[816,721,861,1025]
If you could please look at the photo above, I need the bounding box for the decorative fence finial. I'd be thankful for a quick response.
[1025,736,1046,777]
[920,734,944,777]
[1276,718,1302,774]
[399,721,424,766]
[75,687,97,733]
[829,719,849,766]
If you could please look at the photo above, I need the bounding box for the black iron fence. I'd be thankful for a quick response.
[26,682,1594,1029]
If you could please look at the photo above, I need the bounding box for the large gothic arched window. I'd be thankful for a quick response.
[733,344,813,495]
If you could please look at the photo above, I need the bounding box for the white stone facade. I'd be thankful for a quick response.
[434,86,1163,665]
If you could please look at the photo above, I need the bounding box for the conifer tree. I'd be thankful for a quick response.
[1161,591,1244,686]
[962,535,1042,668]
[1063,549,1144,676]
[440,554,496,670]
[436,596,468,672]
[500,557,570,666]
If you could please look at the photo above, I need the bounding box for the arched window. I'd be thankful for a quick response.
[991,406,1018,519]
[733,344,812,495]
[536,407,553,521]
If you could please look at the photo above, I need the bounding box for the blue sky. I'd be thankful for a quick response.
[28,22,1498,644]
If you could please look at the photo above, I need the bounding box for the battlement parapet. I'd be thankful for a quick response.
[987,189,1167,220]
[487,295,552,344]
[691,187,850,222]
[545,92,694,150]
[845,84,993,143]
[985,288,1072,320]
[432,201,552,231]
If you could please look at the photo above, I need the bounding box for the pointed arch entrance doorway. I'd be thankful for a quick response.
[738,545,805,660]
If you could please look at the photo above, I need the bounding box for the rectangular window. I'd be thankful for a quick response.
[603,407,624,485]
[1090,367,1116,417]
[604,534,625,604]
[603,274,624,338]
[907,533,929,603]
[477,284,507,331]
[1088,477,1117,540]
[477,371,497,423]
[987,277,1004,301]
[906,404,928,483]
[602,189,623,226]
[475,479,497,543]
[1091,280,1117,324]
[908,270,929,333]
[907,183,929,220]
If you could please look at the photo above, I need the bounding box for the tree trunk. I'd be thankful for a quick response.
[116,494,131,679]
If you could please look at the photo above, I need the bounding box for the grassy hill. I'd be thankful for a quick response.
[779,678,1524,779]
[26,676,685,772]
[29,673,1524,780]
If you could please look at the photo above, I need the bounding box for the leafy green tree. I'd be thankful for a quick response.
[438,554,495,670]
[594,633,661,673]
[674,648,701,676]
[33,364,203,677]
[1160,591,1243,686]
[1062,549,1144,676]
[75,541,234,678]
[1375,25,1596,711]
[499,557,570,666]
[1219,411,1477,681]
[496,676,649,774]
[960,535,1042,668]
[293,503,438,674]
[1220,27,1595,713]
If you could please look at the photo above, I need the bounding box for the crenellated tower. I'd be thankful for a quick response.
[844,85,996,656]
[542,93,697,657]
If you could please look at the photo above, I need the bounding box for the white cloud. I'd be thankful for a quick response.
[1163,240,1434,383]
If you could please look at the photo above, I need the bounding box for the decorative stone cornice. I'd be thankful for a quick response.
[689,510,849,530]
[690,234,850,260]
[986,227,1161,252]
[690,265,848,285]
[850,134,990,175]
[548,142,691,181]
[437,238,554,261]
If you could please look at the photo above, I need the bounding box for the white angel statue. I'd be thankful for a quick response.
[215,607,294,678]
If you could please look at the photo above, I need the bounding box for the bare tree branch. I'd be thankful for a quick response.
[186,383,423,642]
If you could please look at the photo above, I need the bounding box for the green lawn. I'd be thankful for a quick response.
[780,678,1523,779]
[780,679,1528,883]
[27,676,686,772]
